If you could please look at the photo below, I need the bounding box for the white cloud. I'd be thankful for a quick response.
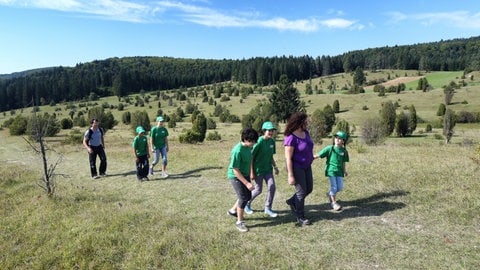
[321,18,356,29]
[0,0,363,31]
[414,11,480,28]
[387,10,480,29]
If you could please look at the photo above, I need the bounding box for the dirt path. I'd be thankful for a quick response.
[365,76,423,90]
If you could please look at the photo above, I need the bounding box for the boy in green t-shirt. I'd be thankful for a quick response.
[227,128,258,232]
[314,131,349,211]
[149,116,169,177]
[132,126,150,181]
[245,121,280,217]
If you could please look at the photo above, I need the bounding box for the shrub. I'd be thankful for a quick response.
[179,130,202,144]
[64,129,84,144]
[130,110,151,134]
[9,115,28,135]
[206,118,217,130]
[206,131,222,141]
[360,117,386,145]
[73,116,87,127]
[425,124,433,132]
[27,113,61,140]
[122,111,131,124]
[60,118,74,129]
[437,103,446,116]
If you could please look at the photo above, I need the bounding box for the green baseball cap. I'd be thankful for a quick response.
[334,131,347,140]
[136,126,146,134]
[262,121,276,130]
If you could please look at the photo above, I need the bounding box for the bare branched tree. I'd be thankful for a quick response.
[24,98,63,196]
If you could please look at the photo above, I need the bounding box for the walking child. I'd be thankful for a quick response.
[227,128,259,232]
[245,121,280,218]
[132,126,150,181]
[314,131,349,211]
[149,116,169,177]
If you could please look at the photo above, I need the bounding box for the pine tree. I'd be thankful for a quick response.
[353,66,366,86]
[269,74,305,122]
[379,100,396,136]
[408,105,417,135]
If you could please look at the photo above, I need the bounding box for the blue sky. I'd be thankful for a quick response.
[1,0,480,74]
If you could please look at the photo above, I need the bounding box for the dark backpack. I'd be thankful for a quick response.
[86,127,104,145]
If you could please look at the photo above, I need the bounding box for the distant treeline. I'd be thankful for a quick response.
[1,35,480,112]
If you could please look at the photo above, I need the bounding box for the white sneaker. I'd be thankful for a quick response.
[162,172,169,178]
[264,208,278,218]
[331,202,342,211]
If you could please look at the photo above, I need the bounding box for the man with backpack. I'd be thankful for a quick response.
[83,118,107,179]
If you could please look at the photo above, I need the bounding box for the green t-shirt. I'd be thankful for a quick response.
[318,145,349,177]
[132,135,149,156]
[252,136,276,176]
[227,142,253,179]
[150,126,169,149]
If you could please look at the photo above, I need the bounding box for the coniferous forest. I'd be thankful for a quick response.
[1,35,480,112]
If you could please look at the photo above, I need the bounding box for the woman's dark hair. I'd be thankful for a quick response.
[284,112,308,136]
[241,127,259,143]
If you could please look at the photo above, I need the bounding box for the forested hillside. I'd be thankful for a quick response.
[1,35,480,112]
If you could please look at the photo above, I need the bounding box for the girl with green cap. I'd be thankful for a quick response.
[245,121,280,218]
[314,131,349,211]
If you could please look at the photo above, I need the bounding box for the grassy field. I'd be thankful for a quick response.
[1,71,480,269]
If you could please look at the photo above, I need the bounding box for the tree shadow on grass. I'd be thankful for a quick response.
[248,190,409,228]
[150,166,223,181]
[104,166,223,180]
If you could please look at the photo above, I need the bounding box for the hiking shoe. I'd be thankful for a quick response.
[161,172,169,178]
[227,209,237,217]
[235,221,249,232]
[244,205,253,215]
[100,173,107,177]
[92,175,100,179]
[297,217,311,226]
[143,177,149,181]
[264,208,278,218]
[331,202,342,211]
[149,168,154,175]
[326,192,332,203]
[286,199,297,213]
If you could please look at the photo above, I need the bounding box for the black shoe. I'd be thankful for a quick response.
[227,209,237,217]
[297,217,311,226]
[286,199,297,213]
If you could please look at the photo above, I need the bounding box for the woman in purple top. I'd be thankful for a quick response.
[284,112,314,226]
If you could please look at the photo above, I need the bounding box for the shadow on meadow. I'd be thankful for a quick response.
[247,190,409,228]
[97,166,223,180]
[150,166,224,181]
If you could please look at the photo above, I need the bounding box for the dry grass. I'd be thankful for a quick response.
[1,70,480,269]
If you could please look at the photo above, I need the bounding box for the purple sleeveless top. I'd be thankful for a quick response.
[284,130,314,168]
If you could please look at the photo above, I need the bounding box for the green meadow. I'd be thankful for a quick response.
[1,70,479,269]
